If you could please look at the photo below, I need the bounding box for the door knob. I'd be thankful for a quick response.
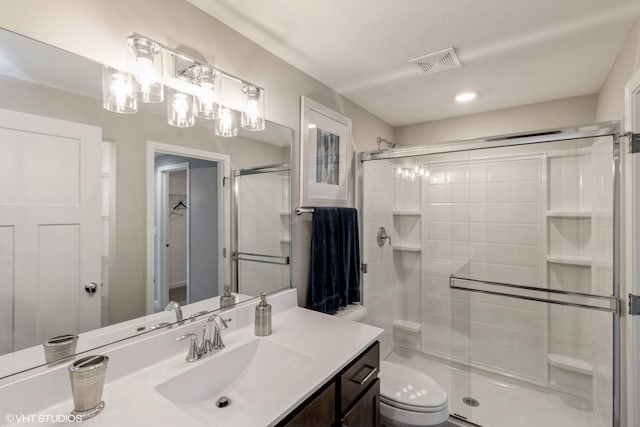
[84,282,98,294]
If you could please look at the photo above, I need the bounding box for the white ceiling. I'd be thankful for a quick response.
[187,0,640,127]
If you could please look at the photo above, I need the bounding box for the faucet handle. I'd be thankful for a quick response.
[176,333,201,362]
[208,315,227,350]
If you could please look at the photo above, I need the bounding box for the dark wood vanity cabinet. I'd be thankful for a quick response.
[278,341,380,427]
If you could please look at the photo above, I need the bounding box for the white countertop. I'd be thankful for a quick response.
[0,290,382,427]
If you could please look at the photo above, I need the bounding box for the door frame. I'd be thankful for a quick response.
[146,141,230,314]
[156,162,190,310]
[623,68,640,427]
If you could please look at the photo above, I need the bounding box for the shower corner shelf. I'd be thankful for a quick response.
[279,211,291,216]
[392,210,421,217]
[545,210,592,218]
[392,244,421,252]
[546,254,591,266]
[280,237,291,243]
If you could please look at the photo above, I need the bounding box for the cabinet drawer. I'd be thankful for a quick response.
[341,379,380,427]
[340,341,379,413]
[281,382,335,427]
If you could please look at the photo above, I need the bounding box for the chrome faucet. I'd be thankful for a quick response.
[164,301,183,324]
[175,315,229,363]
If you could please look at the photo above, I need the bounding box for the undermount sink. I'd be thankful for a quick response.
[155,339,312,425]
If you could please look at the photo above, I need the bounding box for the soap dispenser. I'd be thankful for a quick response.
[220,284,235,308]
[255,293,272,336]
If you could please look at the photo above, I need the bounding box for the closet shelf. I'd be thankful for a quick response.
[392,210,421,216]
[392,244,421,252]
[546,211,591,218]
[546,255,591,266]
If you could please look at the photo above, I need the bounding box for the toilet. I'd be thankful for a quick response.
[335,305,449,426]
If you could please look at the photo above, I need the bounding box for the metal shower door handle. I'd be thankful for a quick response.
[84,282,98,295]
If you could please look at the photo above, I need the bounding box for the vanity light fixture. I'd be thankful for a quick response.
[215,107,238,137]
[102,33,266,137]
[454,90,478,103]
[241,85,265,131]
[128,36,164,103]
[102,66,137,113]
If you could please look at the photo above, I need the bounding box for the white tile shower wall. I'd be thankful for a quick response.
[362,160,405,357]
[421,154,548,385]
[237,173,287,296]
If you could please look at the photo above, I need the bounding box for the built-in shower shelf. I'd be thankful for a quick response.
[392,244,421,252]
[280,238,291,243]
[546,255,591,266]
[392,210,421,216]
[279,211,291,216]
[546,211,591,218]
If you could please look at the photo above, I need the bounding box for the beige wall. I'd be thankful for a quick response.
[596,18,640,122]
[395,95,598,146]
[0,0,394,309]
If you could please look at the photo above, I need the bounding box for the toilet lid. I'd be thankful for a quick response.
[380,361,448,411]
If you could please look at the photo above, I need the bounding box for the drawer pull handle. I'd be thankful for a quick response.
[349,364,377,386]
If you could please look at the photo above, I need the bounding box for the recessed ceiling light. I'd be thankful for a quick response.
[455,90,478,103]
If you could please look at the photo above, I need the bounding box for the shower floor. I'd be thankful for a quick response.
[386,349,600,427]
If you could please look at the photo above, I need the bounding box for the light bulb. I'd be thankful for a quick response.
[102,65,136,114]
[215,107,238,137]
[194,65,220,120]
[241,85,265,131]
[167,90,194,127]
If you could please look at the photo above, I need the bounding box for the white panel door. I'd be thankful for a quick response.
[0,108,101,353]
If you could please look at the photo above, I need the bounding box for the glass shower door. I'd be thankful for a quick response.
[233,166,291,296]
[445,136,617,427]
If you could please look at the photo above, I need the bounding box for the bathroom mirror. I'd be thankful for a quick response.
[0,29,292,378]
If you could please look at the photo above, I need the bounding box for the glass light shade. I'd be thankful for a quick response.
[193,65,221,120]
[167,90,195,128]
[128,36,164,103]
[241,85,265,131]
[215,107,238,137]
[102,65,136,114]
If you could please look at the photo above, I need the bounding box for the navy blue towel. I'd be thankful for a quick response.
[307,207,361,314]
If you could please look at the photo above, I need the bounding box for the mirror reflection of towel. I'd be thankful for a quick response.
[307,207,361,314]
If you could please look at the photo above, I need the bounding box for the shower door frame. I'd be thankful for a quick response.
[624,68,640,427]
[357,121,622,427]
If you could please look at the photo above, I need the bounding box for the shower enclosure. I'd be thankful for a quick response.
[232,165,291,296]
[359,123,620,427]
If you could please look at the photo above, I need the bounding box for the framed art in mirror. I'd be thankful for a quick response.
[300,96,352,207]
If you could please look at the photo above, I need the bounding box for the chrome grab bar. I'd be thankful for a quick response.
[232,251,290,266]
[449,275,618,313]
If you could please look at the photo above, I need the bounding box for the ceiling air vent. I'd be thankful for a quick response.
[409,47,461,76]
